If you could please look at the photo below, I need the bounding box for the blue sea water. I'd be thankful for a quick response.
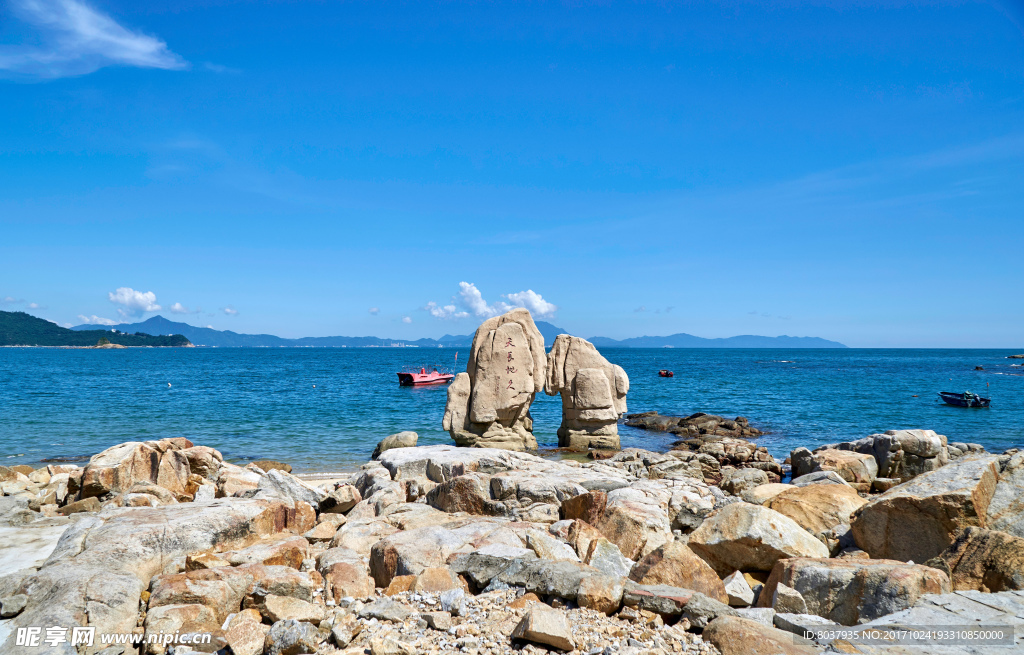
[1,348,1022,473]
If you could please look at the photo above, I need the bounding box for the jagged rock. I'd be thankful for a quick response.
[628,412,764,439]
[766,483,867,549]
[770,583,807,614]
[756,556,950,625]
[671,434,781,482]
[584,538,631,576]
[264,618,321,655]
[577,574,624,615]
[262,595,325,623]
[1,498,303,655]
[511,605,574,651]
[449,549,536,588]
[933,526,1024,591]
[527,529,580,562]
[442,308,546,450]
[0,593,27,617]
[321,484,361,514]
[628,540,728,603]
[851,454,1000,562]
[688,502,829,575]
[224,608,267,655]
[143,604,222,655]
[703,615,818,655]
[987,451,1024,538]
[681,592,739,629]
[493,559,599,600]
[426,473,510,517]
[222,535,309,569]
[544,335,629,450]
[560,490,607,525]
[372,432,418,460]
[720,468,769,495]
[369,519,523,587]
[79,441,162,498]
[722,571,754,607]
[621,583,695,615]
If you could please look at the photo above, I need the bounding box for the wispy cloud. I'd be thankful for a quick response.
[368,307,380,315]
[425,282,558,320]
[108,287,160,319]
[1,296,24,305]
[402,316,412,324]
[221,307,238,316]
[77,314,117,326]
[26,302,46,310]
[0,0,187,79]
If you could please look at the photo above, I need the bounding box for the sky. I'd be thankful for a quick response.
[1,0,1022,347]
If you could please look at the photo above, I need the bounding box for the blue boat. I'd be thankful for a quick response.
[938,391,990,408]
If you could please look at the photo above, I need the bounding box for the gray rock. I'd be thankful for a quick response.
[439,589,465,616]
[790,471,850,487]
[771,583,807,614]
[681,592,739,629]
[622,582,697,616]
[358,597,412,622]
[0,593,27,617]
[733,607,775,627]
[493,559,599,600]
[772,612,840,640]
[449,552,523,588]
[265,618,321,655]
[250,469,328,508]
[720,468,770,496]
[722,570,754,607]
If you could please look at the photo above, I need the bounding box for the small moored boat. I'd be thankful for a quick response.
[938,391,990,408]
[397,367,454,386]
[658,369,674,378]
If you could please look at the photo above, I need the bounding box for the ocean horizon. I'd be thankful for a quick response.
[2,347,1021,473]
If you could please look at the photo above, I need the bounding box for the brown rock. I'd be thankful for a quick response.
[596,499,671,561]
[813,450,878,485]
[148,573,240,623]
[143,603,221,655]
[385,575,416,596]
[322,484,362,514]
[766,483,867,542]
[80,441,161,498]
[250,459,292,473]
[934,526,1024,592]
[577,574,624,615]
[566,519,604,560]
[560,490,607,525]
[851,455,1000,562]
[225,608,266,655]
[628,540,728,604]
[756,557,950,625]
[511,605,575,651]
[703,615,818,655]
[56,496,101,515]
[261,595,325,623]
[223,535,308,569]
[324,562,375,601]
[411,567,463,593]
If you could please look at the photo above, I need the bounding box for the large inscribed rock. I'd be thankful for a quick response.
[545,335,628,450]
[442,309,545,450]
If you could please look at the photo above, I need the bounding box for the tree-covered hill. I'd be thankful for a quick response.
[0,311,192,347]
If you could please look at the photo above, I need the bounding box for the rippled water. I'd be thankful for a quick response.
[1,348,1021,472]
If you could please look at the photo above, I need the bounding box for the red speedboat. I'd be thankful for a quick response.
[397,367,455,386]
[658,369,674,378]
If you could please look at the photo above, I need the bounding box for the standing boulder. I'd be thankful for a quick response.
[986,452,1024,538]
[688,503,829,576]
[442,309,546,451]
[545,335,628,450]
[850,455,1000,562]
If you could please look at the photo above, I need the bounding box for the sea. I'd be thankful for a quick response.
[1,348,1022,474]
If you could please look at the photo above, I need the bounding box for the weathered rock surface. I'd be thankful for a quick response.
[850,454,1000,562]
[545,335,629,450]
[688,502,829,575]
[372,432,418,460]
[756,556,950,625]
[628,540,728,604]
[933,526,1024,592]
[986,451,1024,538]
[766,483,866,548]
[703,615,819,655]
[442,308,546,451]
[511,605,574,651]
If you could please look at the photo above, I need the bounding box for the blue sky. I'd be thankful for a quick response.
[1,0,1022,347]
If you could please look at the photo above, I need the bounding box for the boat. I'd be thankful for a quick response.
[397,366,454,386]
[658,369,674,378]
[938,391,990,408]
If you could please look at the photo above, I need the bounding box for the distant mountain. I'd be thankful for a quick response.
[69,315,844,348]
[587,333,847,348]
[2,311,191,347]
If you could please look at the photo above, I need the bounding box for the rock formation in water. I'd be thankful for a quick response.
[544,335,629,450]
[442,308,546,450]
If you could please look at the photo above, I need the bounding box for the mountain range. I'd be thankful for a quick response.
[70,315,847,348]
[2,311,191,347]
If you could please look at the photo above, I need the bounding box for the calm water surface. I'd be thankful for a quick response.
[1,348,1021,472]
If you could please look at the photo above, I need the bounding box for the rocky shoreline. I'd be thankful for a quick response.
[1,426,1023,655]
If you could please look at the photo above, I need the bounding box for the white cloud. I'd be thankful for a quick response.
[26,302,46,310]
[222,307,238,316]
[0,0,188,79]
[368,307,380,315]
[169,302,201,314]
[77,314,117,326]
[425,282,558,320]
[402,316,412,324]
[2,296,23,304]
[108,287,160,318]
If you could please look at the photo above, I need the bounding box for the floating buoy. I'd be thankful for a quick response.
[168,383,172,387]
[312,384,316,388]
